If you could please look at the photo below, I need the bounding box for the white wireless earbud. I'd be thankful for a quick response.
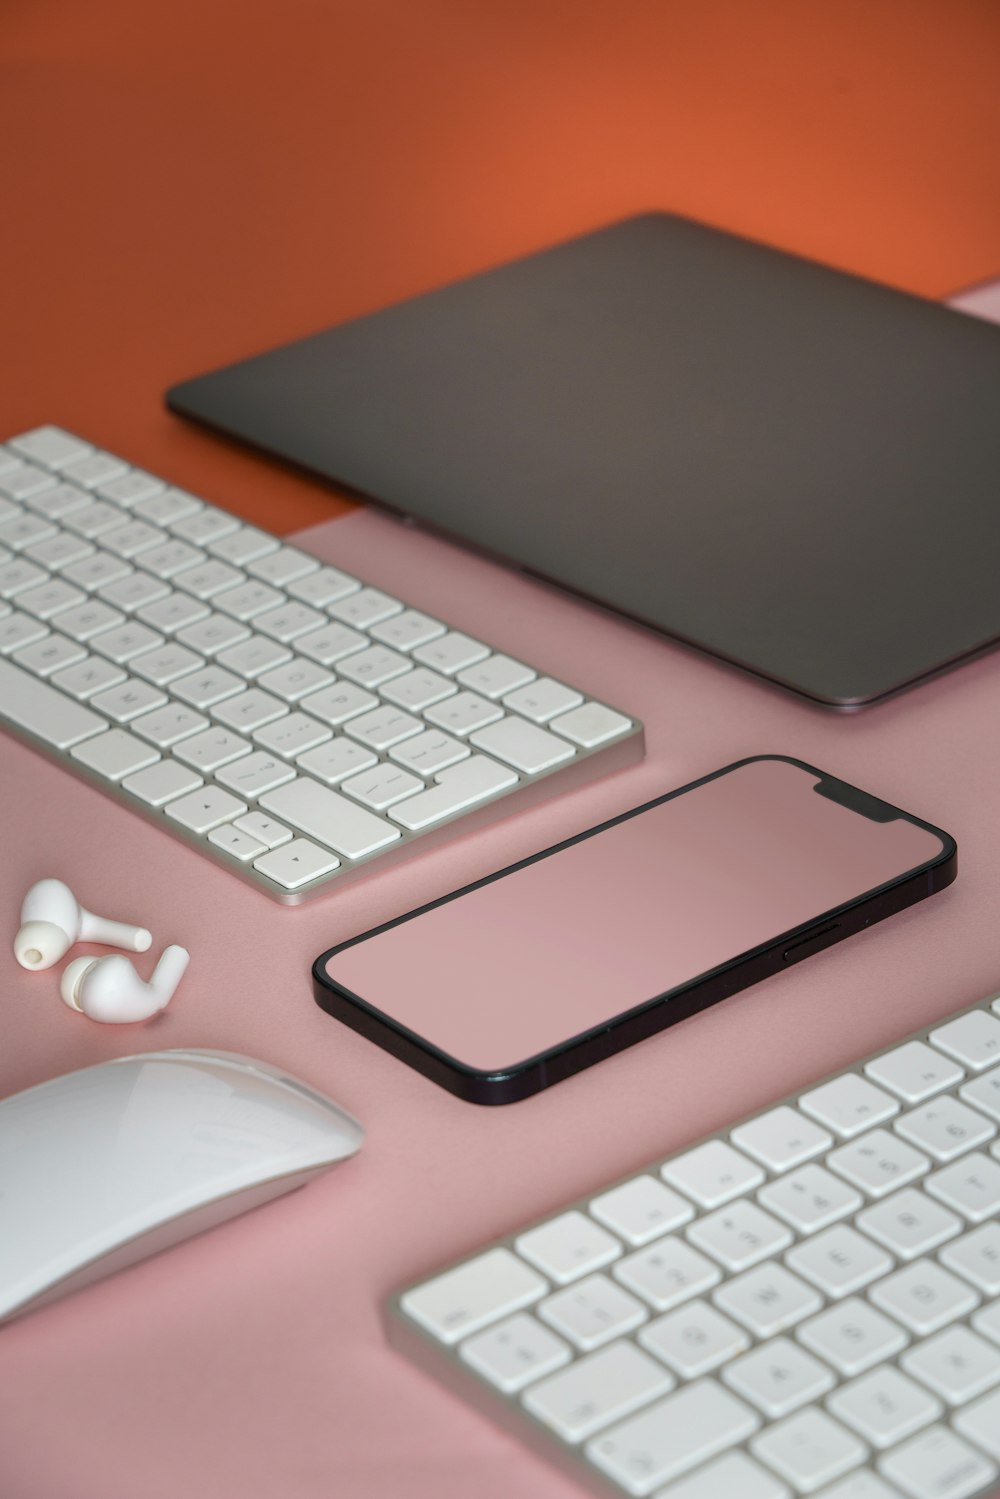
[59,945,190,1024]
[14,878,152,971]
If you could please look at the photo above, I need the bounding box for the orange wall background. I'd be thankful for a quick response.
[3,0,999,532]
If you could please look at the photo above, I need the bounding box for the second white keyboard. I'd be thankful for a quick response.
[391,995,1000,1499]
[0,426,642,902]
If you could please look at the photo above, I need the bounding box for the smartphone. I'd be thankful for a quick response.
[313,757,956,1104]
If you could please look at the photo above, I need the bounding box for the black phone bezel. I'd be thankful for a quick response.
[311,756,957,1105]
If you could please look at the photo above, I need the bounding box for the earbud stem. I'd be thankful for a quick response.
[78,911,152,952]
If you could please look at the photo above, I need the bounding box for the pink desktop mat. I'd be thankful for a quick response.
[2,494,1000,1498]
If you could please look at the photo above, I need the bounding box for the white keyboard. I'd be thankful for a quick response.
[0,427,641,902]
[391,996,1000,1499]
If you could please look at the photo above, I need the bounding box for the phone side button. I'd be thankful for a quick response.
[782,924,841,965]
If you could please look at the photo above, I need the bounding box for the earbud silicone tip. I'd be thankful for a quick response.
[13,920,69,972]
[59,956,95,1012]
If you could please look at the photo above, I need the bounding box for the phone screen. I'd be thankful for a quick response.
[321,759,949,1074]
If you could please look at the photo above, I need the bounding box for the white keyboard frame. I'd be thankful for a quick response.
[388,994,1000,1499]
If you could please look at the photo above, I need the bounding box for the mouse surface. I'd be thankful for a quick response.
[0,1049,364,1323]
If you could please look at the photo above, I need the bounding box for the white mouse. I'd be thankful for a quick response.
[0,1050,364,1323]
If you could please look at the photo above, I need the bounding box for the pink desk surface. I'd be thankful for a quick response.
[2,489,1000,1497]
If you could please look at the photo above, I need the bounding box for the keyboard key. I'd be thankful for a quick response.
[215,751,295,798]
[14,633,86,677]
[71,729,160,781]
[869,1261,978,1336]
[399,1247,546,1345]
[924,1152,1000,1222]
[51,655,126,699]
[253,600,324,641]
[894,1098,995,1162]
[866,1042,964,1103]
[211,687,287,731]
[380,666,456,711]
[953,1387,1000,1459]
[389,726,468,775]
[9,426,91,469]
[655,1451,789,1499]
[585,1379,759,1495]
[215,633,290,678]
[827,1128,929,1196]
[412,629,489,674]
[25,530,93,569]
[550,701,632,747]
[424,688,504,736]
[101,519,163,558]
[686,1201,792,1272]
[59,451,128,489]
[343,703,422,750]
[62,549,132,589]
[800,1075,899,1137]
[327,586,401,628]
[613,1237,720,1312]
[296,737,378,786]
[538,1273,646,1351]
[299,681,378,725]
[207,824,267,863]
[90,621,165,664]
[207,524,278,566]
[213,578,283,621]
[140,539,204,578]
[758,1164,863,1234]
[99,570,169,611]
[55,599,125,641]
[751,1409,866,1492]
[939,1222,1000,1295]
[878,1426,996,1499]
[457,653,535,699]
[929,1011,1000,1071]
[503,676,583,723]
[0,657,106,748]
[590,1175,694,1247]
[173,727,251,772]
[378,751,516,832]
[731,1106,832,1174]
[295,620,368,665]
[638,1299,749,1379]
[517,1211,622,1284]
[122,759,203,807]
[459,1312,570,1394]
[172,665,244,708]
[137,590,210,634]
[96,471,165,506]
[471,716,575,774]
[164,785,246,834]
[285,564,359,607]
[16,578,85,619]
[130,703,208,748]
[336,643,410,687]
[713,1263,822,1337]
[797,1298,908,1376]
[341,763,423,811]
[661,1140,765,1209]
[0,512,58,552]
[244,545,318,588]
[959,1063,1000,1122]
[856,1188,960,1259]
[901,1325,1000,1404]
[0,558,46,597]
[828,1366,940,1448]
[63,500,123,539]
[973,1300,1000,1348]
[257,658,333,701]
[524,1339,671,1442]
[253,837,340,889]
[233,811,292,849]
[786,1225,892,1298]
[129,642,205,686]
[369,608,444,651]
[169,505,240,547]
[90,677,167,722]
[23,483,89,521]
[723,1337,834,1418]
[172,558,243,599]
[260,776,401,860]
[253,712,330,757]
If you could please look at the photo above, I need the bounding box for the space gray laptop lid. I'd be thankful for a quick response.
[166,213,1000,708]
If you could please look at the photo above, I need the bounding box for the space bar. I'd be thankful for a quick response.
[0,659,108,749]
